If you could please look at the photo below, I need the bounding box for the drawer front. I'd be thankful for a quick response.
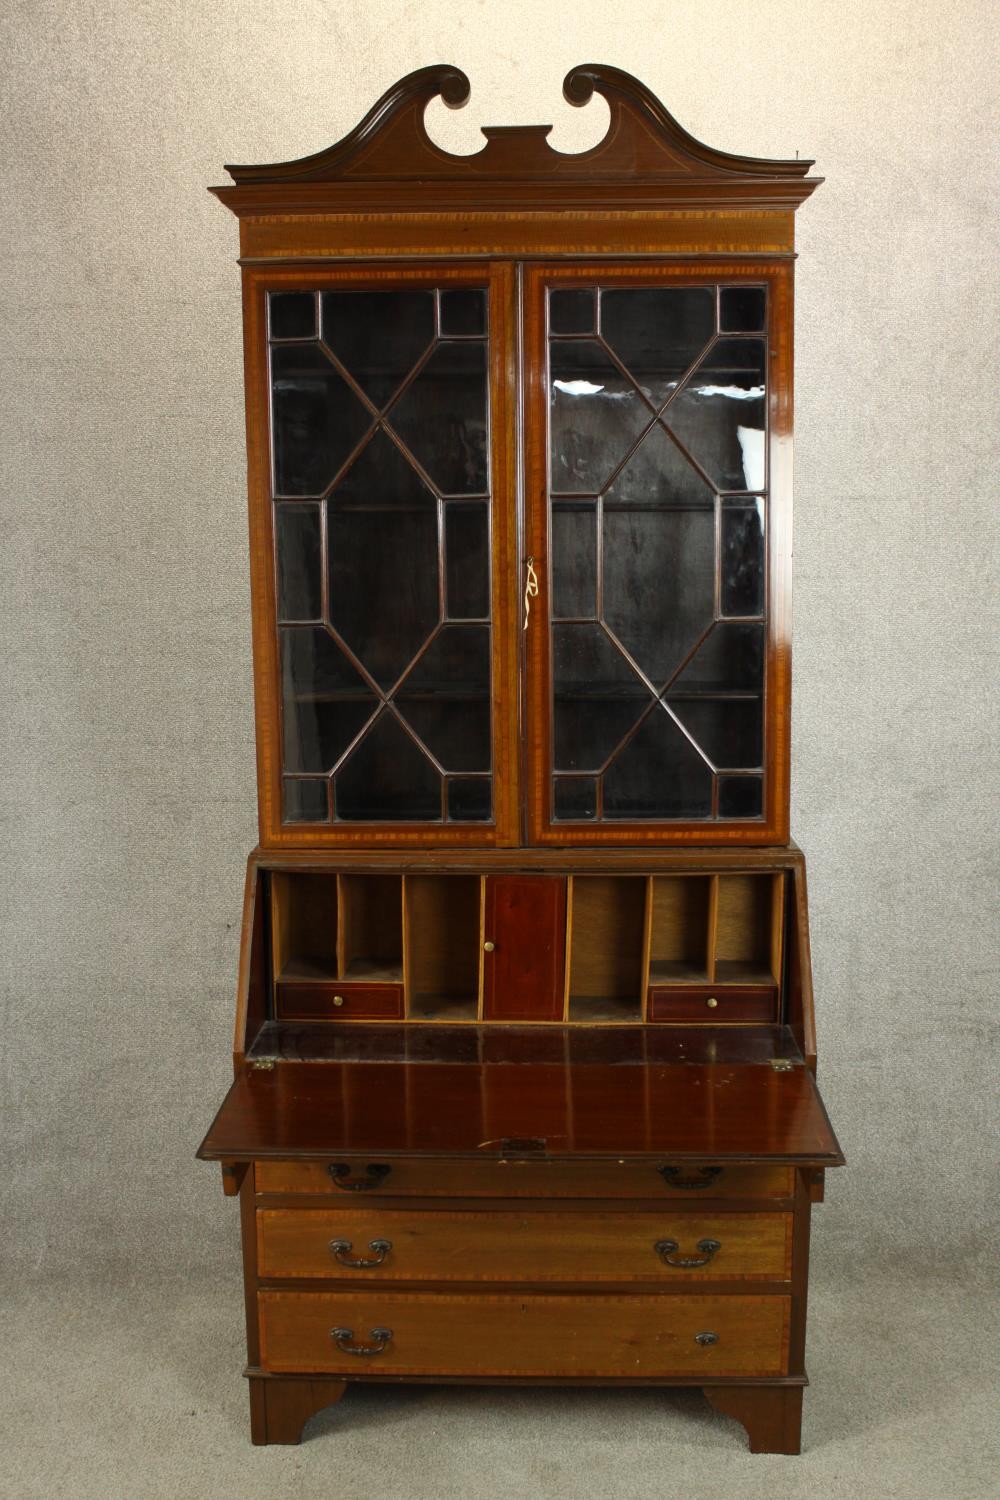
[648,986,778,1023]
[258,1290,790,1377]
[255,1159,794,1200]
[274,982,404,1021]
[257,1208,792,1283]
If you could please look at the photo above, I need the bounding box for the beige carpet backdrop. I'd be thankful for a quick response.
[3,2,997,1496]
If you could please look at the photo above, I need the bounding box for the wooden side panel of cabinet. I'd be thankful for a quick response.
[481,876,567,1021]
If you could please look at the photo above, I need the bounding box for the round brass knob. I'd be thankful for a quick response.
[333,994,345,1007]
[483,941,495,953]
[706,996,718,1009]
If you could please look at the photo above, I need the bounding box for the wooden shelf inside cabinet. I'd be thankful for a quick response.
[201,64,842,1455]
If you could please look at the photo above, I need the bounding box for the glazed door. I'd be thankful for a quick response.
[247,263,519,846]
[524,263,791,846]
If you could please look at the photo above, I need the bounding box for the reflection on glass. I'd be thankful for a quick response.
[280,627,377,773]
[396,626,491,773]
[666,697,763,770]
[440,289,487,337]
[445,504,489,619]
[665,338,766,491]
[271,344,372,496]
[549,341,650,495]
[671,622,764,694]
[283,778,330,822]
[389,342,488,495]
[552,623,651,771]
[554,777,598,820]
[550,289,595,335]
[718,776,764,818]
[721,501,765,616]
[321,290,434,408]
[335,710,441,821]
[275,504,322,621]
[601,288,715,408]
[603,708,713,819]
[603,499,714,689]
[720,286,766,333]
[551,502,597,619]
[447,777,491,822]
[270,293,316,340]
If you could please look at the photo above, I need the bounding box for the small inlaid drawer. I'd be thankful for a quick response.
[274,982,404,1021]
[258,1290,790,1378]
[647,985,778,1024]
[255,1159,794,1200]
[257,1207,793,1283]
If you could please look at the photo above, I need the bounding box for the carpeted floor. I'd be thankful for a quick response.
[6,1267,996,1500]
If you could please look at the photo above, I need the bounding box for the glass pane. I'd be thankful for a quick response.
[602,419,715,512]
[554,777,597,820]
[600,288,715,409]
[672,622,764,693]
[665,696,763,770]
[440,289,487,336]
[549,341,650,495]
[275,504,322,621]
[552,623,652,772]
[328,435,439,691]
[720,286,766,333]
[603,708,713,819]
[550,289,595,334]
[718,776,763,818]
[445,503,489,619]
[551,501,597,619]
[447,777,491,822]
[270,292,316,340]
[721,501,765,616]
[396,626,491,772]
[321,290,434,408]
[665,338,767,491]
[280,628,378,773]
[283,778,330,822]
[335,710,441,821]
[271,344,372,496]
[388,342,488,495]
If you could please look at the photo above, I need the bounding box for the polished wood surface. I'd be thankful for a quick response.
[275,982,404,1021]
[482,876,566,1021]
[254,1159,795,1200]
[257,1207,792,1282]
[203,69,839,1454]
[199,1054,841,1164]
[647,987,778,1024]
[258,1289,791,1378]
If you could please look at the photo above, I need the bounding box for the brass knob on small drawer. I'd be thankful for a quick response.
[706,996,718,1009]
[695,1331,719,1347]
[483,941,495,952]
[332,994,345,1007]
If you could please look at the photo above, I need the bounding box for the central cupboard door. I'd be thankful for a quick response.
[251,262,520,846]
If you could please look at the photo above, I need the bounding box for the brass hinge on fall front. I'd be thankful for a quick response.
[250,1058,276,1071]
[770,1058,795,1072]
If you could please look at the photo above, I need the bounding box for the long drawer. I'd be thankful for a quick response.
[258,1290,791,1377]
[255,1160,794,1201]
[257,1208,792,1283]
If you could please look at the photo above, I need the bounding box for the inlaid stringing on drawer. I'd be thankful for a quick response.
[257,1208,793,1283]
[254,1160,795,1200]
[258,1290,791,1378]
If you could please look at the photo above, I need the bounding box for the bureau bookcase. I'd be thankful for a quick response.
[199,65,844,1453]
